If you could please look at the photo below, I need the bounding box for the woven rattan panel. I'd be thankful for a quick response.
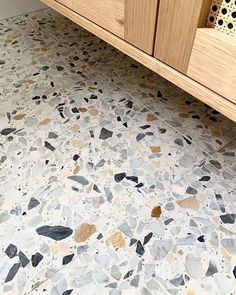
[208,0,236,36]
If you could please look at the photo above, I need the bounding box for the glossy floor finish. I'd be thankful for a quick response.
[0,8,236,295]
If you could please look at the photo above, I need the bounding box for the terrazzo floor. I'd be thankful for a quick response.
[0,8,236,295]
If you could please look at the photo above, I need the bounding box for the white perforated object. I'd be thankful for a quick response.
[207,0,236,37]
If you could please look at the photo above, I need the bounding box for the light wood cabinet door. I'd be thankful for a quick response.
[56,0,158,54]
[125,0,158,54]
[187,28,236,104]
[154,0,211,73]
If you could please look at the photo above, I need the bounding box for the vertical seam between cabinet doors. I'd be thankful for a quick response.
[151,0,160,55]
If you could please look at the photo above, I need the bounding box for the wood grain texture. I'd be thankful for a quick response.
[198,0,212,27]
[154,0,203,73]
[42,0,236,122]
[56,0,125,38]
[187,28,236,104]
[125,0,158,54]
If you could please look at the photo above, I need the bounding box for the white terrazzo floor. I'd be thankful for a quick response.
[0,8,236,295]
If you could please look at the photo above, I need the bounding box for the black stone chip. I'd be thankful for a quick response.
[5,244,17,258]
[5,263,21,282]
[19,251,30,267]
[62,254,74,265]
[99,127,113,140]
[45,141,55,151]
[220,214,236,224]
[56,65,64,71]
[126,100,133,108]
[158,128,167,134]
[1,128,16,136]
[93,184,101,193]
[72,187,79,192]
[114,173,126,183]
[42,66,49,71]
[129,238,137,246]
[143,233,153,245]
[136,241,145,256]
[135,183,144,188]
[71,107,79,113]
[97,233,103,240]
[28,197,40,210]
[136,133,145,142]
[186,187,198,195]
[198,235,205,242]
[89,130,94,138]
[183,136,192,145]
[199,176,211,181]
[233,266,236,279]
[145,132,153,137]
[174,138,184,147]
[0,155,7,163]
[126,176,138,183]
[140,125,151,130]
[164,218,174,226]
[31,252,43,267]
[32,96,40,100]
[73,154,80,161]
[36,225,73,241]
[124,270,134,279]
[62,290,73,295]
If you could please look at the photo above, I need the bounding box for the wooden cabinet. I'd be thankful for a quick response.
[187,28,236,104]
[56,0,158,54]
[42,0,236,122]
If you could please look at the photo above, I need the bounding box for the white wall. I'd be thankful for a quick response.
[0,0,45,19]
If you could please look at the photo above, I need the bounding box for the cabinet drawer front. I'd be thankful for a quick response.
[57,0,125,38]
[56,0,158,54]
[187,28,236,104]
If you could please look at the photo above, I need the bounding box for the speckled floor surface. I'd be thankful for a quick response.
[0,8,236,295]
